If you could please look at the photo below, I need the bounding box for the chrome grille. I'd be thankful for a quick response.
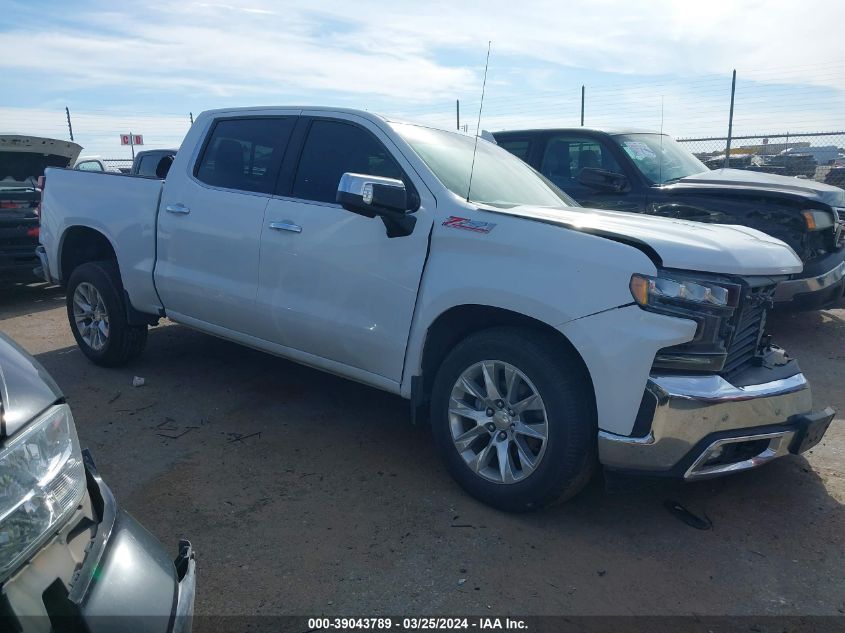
[834,207,844,247]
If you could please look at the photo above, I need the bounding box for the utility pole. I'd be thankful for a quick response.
[724,69,736,168]
[65,107,74,141]
[456,100,460,131]
[580,85,585,126]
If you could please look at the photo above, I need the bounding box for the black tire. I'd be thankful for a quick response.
[430,327,596,512]
[66,261,147,367]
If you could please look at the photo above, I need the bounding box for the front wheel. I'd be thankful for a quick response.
[66,261,147,367]
[430,327,597,512]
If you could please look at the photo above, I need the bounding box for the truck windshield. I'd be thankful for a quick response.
[392,122,573,208]
[614,133,709,185]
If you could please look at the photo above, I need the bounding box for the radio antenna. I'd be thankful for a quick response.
[466,40,492,203]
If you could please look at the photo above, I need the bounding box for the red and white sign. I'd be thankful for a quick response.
[119,134,144,146]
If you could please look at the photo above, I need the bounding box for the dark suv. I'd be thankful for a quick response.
[1,136,81,285]
[493,128,845,310]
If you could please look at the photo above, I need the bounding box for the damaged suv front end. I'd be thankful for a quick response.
[0,333,195,633]
[598,269,835,478]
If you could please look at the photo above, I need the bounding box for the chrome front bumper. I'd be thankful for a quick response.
[773,259,845,303]
[598,363,834,479]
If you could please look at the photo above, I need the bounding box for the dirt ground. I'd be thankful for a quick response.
[1,282,843,617]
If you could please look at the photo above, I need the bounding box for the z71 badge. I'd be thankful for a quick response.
[442,216,497,234]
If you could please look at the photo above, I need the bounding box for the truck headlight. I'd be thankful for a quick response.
[630,272,742,373]
[802,210,834,231]
[0,404,86,580]
[630,273,737,309]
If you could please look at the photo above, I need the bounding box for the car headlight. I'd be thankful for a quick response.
[0,404,86,580]
[802,209,835,231]
[630,272,742,372]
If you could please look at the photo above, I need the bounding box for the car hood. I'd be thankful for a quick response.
[492,204,803,276]
[0,333,62,439]
[667,168,845,207]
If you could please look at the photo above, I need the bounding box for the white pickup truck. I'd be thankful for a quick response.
[36,107,835,511]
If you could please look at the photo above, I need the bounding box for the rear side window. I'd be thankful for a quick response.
[291,120,403,204]
[196,118,295,194]
[498,139,531,161]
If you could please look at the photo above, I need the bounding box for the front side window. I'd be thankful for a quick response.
[393,123,569,208]
[540,136,622,191]
[195,118,295,194]
[292,120,404,204]
[614,133,708,184]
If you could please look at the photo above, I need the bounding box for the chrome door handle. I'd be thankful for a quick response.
[269,221,302,233]
[165,203,191,215]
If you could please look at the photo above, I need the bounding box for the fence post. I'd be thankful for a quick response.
[65,106,74,142]
[580,85,585,126]
[456,100,460,131]
[724,69,736,168]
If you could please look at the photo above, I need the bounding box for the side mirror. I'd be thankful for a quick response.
[578,167,628,193]
[336,173,417,238]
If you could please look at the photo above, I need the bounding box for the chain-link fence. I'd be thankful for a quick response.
[101,159,133,173]
[677,132,845,188]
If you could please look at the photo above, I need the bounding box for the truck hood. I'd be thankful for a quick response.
[0,333,62,439]
[666,168,845,207]
[493,204,803,276]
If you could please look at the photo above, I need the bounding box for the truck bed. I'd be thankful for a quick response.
[40,169,164,313]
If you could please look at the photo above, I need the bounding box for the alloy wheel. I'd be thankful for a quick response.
[448,360,549,484]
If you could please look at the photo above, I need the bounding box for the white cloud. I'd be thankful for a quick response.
[1,0,843,150]
[2,0,843,100]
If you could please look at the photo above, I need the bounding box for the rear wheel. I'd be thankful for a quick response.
[66,261,147,366]
[430,327,596,512]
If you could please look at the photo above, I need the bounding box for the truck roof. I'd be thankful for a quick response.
[494,127,661,137]
[195,106,480,138]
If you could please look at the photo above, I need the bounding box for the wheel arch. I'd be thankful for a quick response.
[411,304,596,422]
[59,227,158,327]
[59,225,118,285]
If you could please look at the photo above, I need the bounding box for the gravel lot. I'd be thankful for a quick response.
[1,283,843,617]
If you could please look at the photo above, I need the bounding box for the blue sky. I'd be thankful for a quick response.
[2,0,843,156]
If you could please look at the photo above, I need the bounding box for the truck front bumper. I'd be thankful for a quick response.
[598,361,835,479]
[773,250,845,309]
[1,451,196,633]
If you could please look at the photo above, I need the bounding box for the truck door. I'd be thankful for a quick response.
[155,116,296,333]
[538,134,646,212]
[255,114,434,383]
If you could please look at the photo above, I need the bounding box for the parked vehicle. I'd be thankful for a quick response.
[825,167,845,188]
[778,145,843,167]
[493,128,845,310]
[768,152,817,178]
[131,149,177,178]
[36,107,834,511]
[73,156,123,173]
[0,332,195,632]
[1,135,81,285]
